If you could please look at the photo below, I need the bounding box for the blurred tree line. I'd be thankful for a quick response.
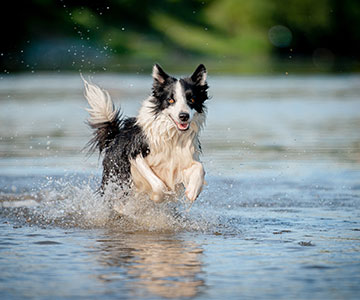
[1,0,359,73]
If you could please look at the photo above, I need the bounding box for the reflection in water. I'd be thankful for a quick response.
[94,231,205,298]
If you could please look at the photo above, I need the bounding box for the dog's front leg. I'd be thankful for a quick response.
[183,161,205,202]
[133,156,167,203]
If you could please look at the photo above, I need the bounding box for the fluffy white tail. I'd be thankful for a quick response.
[81,75,117,125]
[81,75,122,154]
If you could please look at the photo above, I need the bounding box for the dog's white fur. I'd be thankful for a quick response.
[82,74,116,125]
[83,68,207,203]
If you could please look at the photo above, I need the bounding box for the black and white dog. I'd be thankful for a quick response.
[82,64,209,203]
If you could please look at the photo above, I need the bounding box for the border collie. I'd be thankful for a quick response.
[82,64,209,203]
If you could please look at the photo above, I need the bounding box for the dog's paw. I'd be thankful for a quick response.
[150,191,165,203]
[149,179,169,203]
[185,182,203,202]
[183,162,205,202]
[185,190,196,202]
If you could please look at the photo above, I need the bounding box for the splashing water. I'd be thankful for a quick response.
[0,175,226,233]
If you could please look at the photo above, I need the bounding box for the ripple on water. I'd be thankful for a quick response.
[33,241,62,245]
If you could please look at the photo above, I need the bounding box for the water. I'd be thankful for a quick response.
[1,73,360,299]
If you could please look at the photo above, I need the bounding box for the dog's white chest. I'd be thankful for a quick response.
[146,140,196,190]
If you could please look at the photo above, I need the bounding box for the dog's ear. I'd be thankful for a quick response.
[191,64,207,86]
[152,64,170,84]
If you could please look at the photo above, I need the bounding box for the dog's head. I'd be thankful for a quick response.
[151,64,209,132]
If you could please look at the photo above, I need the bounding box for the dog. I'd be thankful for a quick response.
[82,64,209,203]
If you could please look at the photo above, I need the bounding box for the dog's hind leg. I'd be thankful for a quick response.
[133,156,168,203]
[183,161,205,202]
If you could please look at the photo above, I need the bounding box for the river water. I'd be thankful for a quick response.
[0,73,360,299]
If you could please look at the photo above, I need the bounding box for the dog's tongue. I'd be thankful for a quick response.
[177,122,189,131]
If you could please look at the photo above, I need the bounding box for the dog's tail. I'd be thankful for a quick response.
[81,75,123,154]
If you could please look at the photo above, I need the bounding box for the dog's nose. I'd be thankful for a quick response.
[179,112,190,122]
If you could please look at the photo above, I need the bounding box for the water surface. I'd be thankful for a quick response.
[0,73,360,299]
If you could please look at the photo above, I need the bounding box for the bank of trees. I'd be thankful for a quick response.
[1,0,359,72]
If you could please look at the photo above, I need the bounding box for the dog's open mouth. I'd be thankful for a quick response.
[177,122,190,131]
[170,116,190,131]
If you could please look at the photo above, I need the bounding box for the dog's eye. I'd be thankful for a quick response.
[191,98,195,103]
[168,99,175,104]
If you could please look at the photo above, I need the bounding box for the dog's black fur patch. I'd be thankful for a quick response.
[180,78,208,113]
[150,64,177,115]
[87,109,123,154]
[89,116,149,192]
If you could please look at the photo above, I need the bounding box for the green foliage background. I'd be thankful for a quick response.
[1,0,359,73]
